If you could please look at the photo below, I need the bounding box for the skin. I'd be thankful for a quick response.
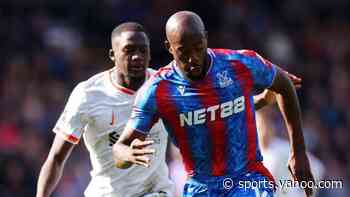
[165,12,209,81]
[36,30,152,197]
[254,71,302,110]
[109,31,151,91]
[36,135,75,197]
[113,11,314,197]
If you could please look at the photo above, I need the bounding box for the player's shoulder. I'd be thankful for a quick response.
[211,48,274,70]
[211,48,260,60]
[147,67,158,76]
[137,64,174,97]
[146,64,174,84]
[70,70,107,97]
[84,70,108,88]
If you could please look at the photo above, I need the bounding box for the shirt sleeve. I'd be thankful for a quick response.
[126,80,159,135]
[53,82,90,144]
[239,50,277,91]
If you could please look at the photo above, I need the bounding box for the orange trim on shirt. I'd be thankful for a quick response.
[108,69,151,95]
[109,70,135,95]
[66,134,79,143]
[54,128,80,144]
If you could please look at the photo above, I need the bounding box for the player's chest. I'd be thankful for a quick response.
[159,70,247,127]
[88,97,133,132]
[163,77,243,112]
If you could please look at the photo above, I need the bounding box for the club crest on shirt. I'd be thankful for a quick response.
[176,85,186,96]
[216,70,233,88]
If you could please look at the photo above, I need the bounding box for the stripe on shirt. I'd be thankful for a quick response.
[156,80,195,175]
[230,60,256,164]
[192,76,228,176]
[231,60,275,183]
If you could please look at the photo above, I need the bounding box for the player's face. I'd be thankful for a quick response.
[167,31,208,80]
[112,31,150,78]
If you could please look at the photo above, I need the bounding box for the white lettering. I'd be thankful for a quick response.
[207,105,220,121]
[220,101,233,118]
[194,108,206,125]
[180,112,192,127]
[178,96,246,127]
[234,96,245,113]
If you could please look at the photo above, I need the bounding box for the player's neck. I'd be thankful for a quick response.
[203,53,211,74]
[184,53,211,81]
[111,69,146,91]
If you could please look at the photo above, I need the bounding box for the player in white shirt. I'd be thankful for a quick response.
[36,22,174,197]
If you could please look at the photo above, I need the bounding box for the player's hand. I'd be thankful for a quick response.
[127,139,155,168]
[284,71,302,89]
[288,152,315,197]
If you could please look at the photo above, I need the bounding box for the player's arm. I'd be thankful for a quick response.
[268,66,315,197]
[254,71,302,110]
[241,50,314,196]
[36,135,75,197]
[37,82,87,197]
[113,127,155,169]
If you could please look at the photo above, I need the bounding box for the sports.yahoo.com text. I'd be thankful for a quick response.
[223,178,343,191]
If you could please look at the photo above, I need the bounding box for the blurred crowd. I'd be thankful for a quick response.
[0,0,349,196]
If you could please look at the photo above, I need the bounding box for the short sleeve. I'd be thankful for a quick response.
[53,82,90,144]
[126,80,159,134]
[239,50,277,91]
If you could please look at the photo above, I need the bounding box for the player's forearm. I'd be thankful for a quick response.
[276,94,306,152]
[112,142,133,169]
[36,157,65,197]
[273,70,306,154]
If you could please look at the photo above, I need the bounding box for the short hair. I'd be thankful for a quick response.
[111,22,148,43]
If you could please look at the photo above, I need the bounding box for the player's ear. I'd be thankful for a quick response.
[164,40,172,54]
[109,49,115,61]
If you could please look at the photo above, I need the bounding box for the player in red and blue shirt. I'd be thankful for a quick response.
[113,11,314,197]
[130,48,275,177]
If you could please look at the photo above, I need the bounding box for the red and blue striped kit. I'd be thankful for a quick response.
[129,48,276,180]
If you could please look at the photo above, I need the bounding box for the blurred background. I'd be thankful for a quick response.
[0,0,349,196]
